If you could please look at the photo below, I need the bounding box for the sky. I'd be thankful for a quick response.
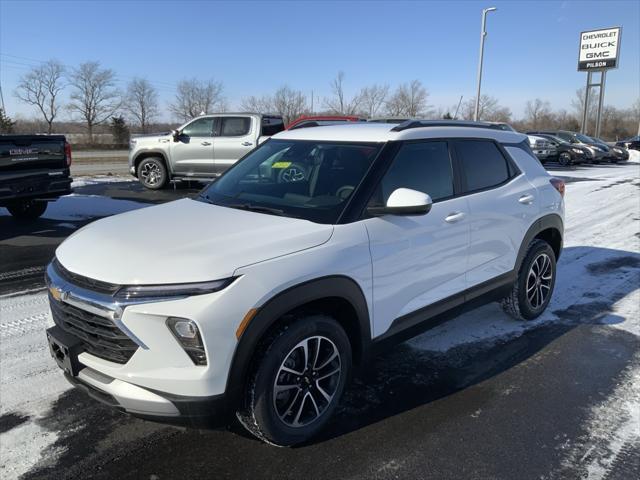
[0,0,638,122]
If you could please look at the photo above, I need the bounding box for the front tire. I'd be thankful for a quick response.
[7,200,48,219]
[501,239,556,320]
[238,315,352,446]
[558,152,572,167]
[137,157,168,190]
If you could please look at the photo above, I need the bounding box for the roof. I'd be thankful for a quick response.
[272,122,527,144]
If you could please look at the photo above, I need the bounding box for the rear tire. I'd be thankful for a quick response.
[237,314,351,446]
[501,239,556,321]
[137,157,168,190]
[6,200,48,219]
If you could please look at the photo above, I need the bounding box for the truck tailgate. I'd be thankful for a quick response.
[0,135,67,172]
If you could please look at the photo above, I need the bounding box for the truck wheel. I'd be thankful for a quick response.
[7,200,48,219]
[138,157,168,189]
[501,239,556,321]
[237,315,351,446]
[558,152,572,167]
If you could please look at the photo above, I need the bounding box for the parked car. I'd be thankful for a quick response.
[128,113,285,189]
[1,135,72,219]
[46,121,564,446]
[591,137,629,163]
[529,130,609,163]
[525,132,590,166]
[286,115,365,130]
[615,136,640,151]
[527,135,558,164]
[367,117,410,123]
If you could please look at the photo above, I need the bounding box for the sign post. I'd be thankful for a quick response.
[577,27,621,136]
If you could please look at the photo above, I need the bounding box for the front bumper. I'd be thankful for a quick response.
[58,351,230,427]
[44,260,244,426]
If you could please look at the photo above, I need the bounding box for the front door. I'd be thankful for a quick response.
[170,117,215,175]
[213,116,256,174]
[363,140,470,337]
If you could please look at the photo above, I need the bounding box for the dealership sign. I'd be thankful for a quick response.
[578,27,621,71]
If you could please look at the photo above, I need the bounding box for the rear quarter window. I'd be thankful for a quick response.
[455,140,511,192]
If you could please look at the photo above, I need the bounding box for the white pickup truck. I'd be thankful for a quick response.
[128,113,284,189]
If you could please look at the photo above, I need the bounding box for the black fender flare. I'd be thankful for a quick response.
[516,213,564,271]
[225,275,371,404]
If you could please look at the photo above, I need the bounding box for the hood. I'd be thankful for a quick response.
[55,199,333,285]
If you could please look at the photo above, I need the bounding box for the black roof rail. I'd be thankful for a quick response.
[390,120,510,132]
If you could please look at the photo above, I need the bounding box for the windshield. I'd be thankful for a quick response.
[575,133,597,143]
[199,139,382,224]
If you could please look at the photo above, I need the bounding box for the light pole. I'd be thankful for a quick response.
[474,7,497,121]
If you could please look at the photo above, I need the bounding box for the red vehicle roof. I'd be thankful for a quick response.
[286,115,364,130]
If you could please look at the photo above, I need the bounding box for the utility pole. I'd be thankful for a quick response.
[474,7,497,121]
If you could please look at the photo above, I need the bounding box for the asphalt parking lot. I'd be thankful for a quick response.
[1,161,639,479]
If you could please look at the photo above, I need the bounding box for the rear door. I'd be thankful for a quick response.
[212,116,255,174]
[453,139,539,288]
[169,117,215,175]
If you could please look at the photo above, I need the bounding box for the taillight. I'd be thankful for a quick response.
[64,142,72,167]
[550,177,565,197]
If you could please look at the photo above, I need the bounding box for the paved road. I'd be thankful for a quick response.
[1,163,638,479]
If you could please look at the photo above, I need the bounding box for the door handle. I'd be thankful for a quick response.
[241,141,253,147]
[444,212,465,223]
[518,194,535,205]
[201,141,212,146]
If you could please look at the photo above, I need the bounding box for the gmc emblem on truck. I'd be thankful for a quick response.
[9,148,38,156]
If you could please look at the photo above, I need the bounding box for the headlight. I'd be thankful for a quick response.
[571,148,583,154]
[115,278,234,299]
[613,148,623,153]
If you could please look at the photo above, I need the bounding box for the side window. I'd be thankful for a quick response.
[557,132,572,142]
[181,117,214,137]
[220,117,251,136]
[371,141,454,206]
[456,140,510,192]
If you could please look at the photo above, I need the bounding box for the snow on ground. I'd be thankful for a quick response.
[0,162,639,478]
[41,194,149,221]
[70,175,134,188]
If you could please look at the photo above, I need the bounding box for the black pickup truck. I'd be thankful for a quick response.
[1,135,72,219]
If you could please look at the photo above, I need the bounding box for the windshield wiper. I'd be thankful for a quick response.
[226,203,288,217]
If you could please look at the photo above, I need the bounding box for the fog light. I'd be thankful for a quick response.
[167,317,207,366]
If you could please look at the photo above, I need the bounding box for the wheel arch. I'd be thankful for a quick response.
[517,214,563,270]
[134,150,171,177]
[225,275,371,405]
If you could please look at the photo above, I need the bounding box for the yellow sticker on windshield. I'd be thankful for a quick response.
[272,161,292,169]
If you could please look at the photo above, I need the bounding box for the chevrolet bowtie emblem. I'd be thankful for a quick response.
[49,286,68,302]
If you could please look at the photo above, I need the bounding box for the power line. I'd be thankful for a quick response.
[0,53,179,91]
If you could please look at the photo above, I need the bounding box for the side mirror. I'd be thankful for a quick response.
[367,188,432,216]
[171,129,180,142]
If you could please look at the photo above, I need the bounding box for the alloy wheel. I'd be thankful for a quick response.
[526,253,553,309]
[140,162,162,186]
[272,336,341,428]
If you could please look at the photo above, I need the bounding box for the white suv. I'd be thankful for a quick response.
[45,121,564,445]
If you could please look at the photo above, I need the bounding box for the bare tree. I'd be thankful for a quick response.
[524,98,552,129]
[14,60,65,134]
[169,78,224,121]
[460,95,510,122]
[385,80,429,117]
[359,84,389,118]
[124,78,159,133]
[240,94,274,113]
[323,72,361,115]
[67,61,121,141]
[272,86,307,124]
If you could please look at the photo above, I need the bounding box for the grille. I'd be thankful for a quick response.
[53,259,120,295]
[49,294,138,364]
